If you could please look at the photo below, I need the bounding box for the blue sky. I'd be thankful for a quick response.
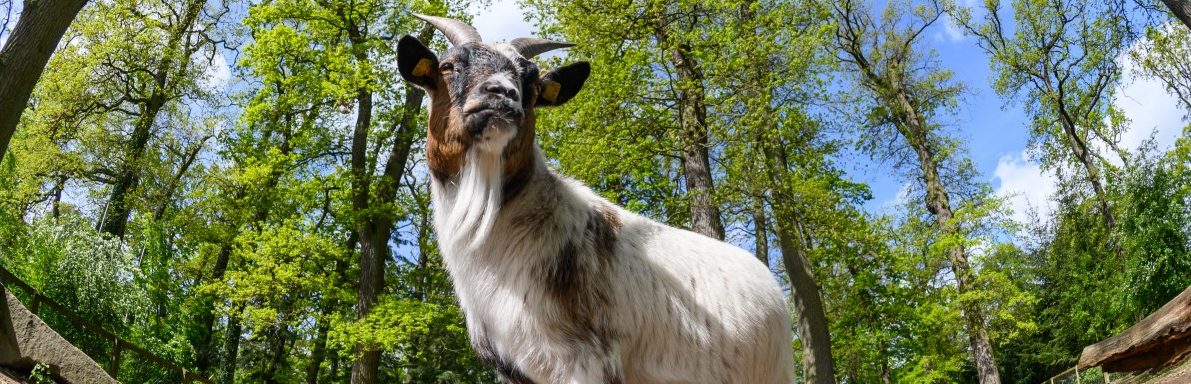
[467,0,1188,225]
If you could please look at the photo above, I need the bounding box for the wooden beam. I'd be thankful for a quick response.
[1080,285,1191,372]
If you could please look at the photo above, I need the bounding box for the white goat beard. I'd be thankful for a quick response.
[435,147,503,255]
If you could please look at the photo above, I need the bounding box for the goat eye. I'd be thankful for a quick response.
[440,62,454,74]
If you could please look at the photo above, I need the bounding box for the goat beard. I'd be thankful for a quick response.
[435,147,504,255]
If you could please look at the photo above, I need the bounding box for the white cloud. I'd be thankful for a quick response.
[469,0,535,43]
[993,152,1057,225]
[199,50,231,92]
[941,15,966,42]
[467,0,569,60]
[937,0,981,43]
[879,182,914,211]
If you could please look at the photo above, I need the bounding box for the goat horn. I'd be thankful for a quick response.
[510,37,575,59]
[413,13,481,46]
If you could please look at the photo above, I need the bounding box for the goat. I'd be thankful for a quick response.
[397,14,795,384]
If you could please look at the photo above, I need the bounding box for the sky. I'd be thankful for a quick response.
[464,0,1189,226]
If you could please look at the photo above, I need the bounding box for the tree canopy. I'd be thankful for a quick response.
[0,0,1189,383]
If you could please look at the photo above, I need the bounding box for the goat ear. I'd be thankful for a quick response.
[537,61,590,107]
[397,35,440,89]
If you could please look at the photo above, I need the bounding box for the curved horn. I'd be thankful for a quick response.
[413,13,481,46]
[510,37,575,59]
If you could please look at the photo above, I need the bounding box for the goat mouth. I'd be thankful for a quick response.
[464,107,522,136]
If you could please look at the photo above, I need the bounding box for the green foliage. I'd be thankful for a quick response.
[1118,144,1191,314]
[29,363,54,384]
[2,0,1190,383]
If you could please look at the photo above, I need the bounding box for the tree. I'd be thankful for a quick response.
[953,0,1134,230]
[651,4,726,240]
[833,0,1003,382]
[0,0,88,160]
[237,0,461,382]
[93,0,226,238]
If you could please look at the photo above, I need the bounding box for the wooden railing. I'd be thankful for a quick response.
[0,266,212,383]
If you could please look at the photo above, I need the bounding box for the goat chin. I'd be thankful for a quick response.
[433,147,504,254]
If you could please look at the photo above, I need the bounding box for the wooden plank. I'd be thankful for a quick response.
[1080,284,1191,372]
[120,341,213,383]
[0,268,35,294]
[35,296,118,341]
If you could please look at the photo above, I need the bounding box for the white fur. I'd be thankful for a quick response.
[434,147,504,252]
[432,148,796,384]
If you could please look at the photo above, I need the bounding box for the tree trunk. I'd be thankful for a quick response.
[653,14,725,241]
[264,321,290,383]
[194,243,233,375]
[222,303,244,384]
[0,0,89,160]
[898,90,1002,384]
[348,20,432,383]
[737,0,834,371]
[925,164,1002,384]
[306,300,333,384]
[98,94,161,237]
[761,138,836,384]
[98,0,204,238]
[880,342,892,384]
[50,175,67,219]
[330,352,342,382]
[774,221,836,384]
[1162,0,1191,30]
[349,75,383,384]
[751,195,769,267]
[1056,110,1116,229]
[308,235,353,384]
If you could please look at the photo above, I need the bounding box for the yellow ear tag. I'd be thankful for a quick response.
[542,80,562,103]
[411,58,432,77]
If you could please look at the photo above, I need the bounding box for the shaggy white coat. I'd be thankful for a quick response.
[431,140,796,384]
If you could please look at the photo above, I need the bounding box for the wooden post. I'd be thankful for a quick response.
[110,337,121,378]
[1104,371,1111,384]
[29,293,40,315]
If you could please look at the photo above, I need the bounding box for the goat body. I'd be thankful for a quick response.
[432,148,795,384]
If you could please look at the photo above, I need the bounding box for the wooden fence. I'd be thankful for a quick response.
[0,266,212,383]
[1043,365,1113,384]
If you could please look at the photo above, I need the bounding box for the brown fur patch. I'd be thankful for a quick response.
[592,203,622,257]
[538,202,624,370]
[500,98,539,203]
[426,80,471,181]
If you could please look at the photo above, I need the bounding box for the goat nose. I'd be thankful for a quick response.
[483,82,518,100]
